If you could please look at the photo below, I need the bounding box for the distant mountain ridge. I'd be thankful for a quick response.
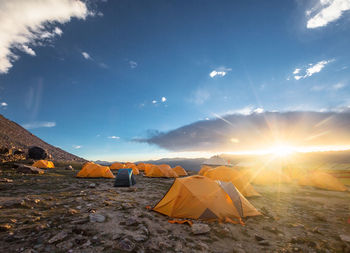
[0,114,85,162]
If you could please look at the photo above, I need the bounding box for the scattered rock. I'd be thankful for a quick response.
[28,146,47,160]
[56,240,73,250]
[0,147,9,154]
[0,178,13,183]
[191,223,210,235]
[88,183,96,188]
[255,234,265,241]
[115,238,135,252]
[65,165,74,170]
[258,240,270,246]
[121,203,133,209]
[196,242,209,251]
[0,224,12,231]
[48,231,68,244]
[89,213,106,223]
[340,234,350,243]
[16,164,44,174]
[125,218,139,226]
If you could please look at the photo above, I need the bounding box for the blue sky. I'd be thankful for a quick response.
[0,0,350,161]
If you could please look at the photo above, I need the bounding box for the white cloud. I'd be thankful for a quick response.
[21,45,36,56]
[22,121,56,129]
[293,68,301,74]
[1,102,8,107]
[254,107,264,114]
[73,145,82,149]
[307,0,350,29]
[209,67,232,78]
[292,59,333,80]
[129,60,138,69]
[108,136,120,140]
[225,106,265,116]
[161,97,167,102]
[332,82,346,90]
[0,0,90,74]
[152,100,157,104]
[82,52,92,60]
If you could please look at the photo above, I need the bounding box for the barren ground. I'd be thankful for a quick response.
[0,165,350,253]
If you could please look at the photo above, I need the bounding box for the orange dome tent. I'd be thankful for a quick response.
[32,160,55,169]
[153,176,261,222]
[110,162,124,170]
[124,163,139,175]
[145,165,178,178]
[204,166,260,197]
[198,165,213,176]
[173,165,188,176]
[298,171,347,192]
[76,162,115,178]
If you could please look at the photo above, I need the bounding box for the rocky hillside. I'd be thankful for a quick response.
[0,114,85,162]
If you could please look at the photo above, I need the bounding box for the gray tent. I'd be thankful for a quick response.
[114,169,136,187]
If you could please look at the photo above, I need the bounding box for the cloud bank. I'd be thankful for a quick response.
[307,0,350,29]
[0,0,90,74]
[136,110,350,152]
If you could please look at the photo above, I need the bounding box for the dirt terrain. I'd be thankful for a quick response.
[0,164,350,253]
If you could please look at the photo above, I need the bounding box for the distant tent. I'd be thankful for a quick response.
[243,169,292,185]
[204,166,260,197]
[137,163,153,171]
[124,163,139,175]
[110,162,124,170]
[202,155,232,167]
[114,169,136,187]
[76,162,115,178]
[198,165,213,176]
[145,165,178,178]
[298,171,347,192]
[32,160,55,169]
[153,176,261,221]
[173,165,188,176]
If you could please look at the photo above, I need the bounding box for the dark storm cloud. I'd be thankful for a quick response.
[135,111,350,152]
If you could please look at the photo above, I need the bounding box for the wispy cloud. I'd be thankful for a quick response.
[306,0,350,29]
[161,97,167,102]
[332,82,346,90]
[225,106,265,116]
[82,52,92,60]
[129,60,138,69]
[22,121,56,129]
[209,67,232,78]
[1,102,8,107]
[292,60,333,80]
[73,145,82,149]
[0,0,90,74]
[152,100,157,104]
[108,136,120,140]
[190,87,210,105]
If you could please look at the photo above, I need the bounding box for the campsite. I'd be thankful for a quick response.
[0,157,350,252]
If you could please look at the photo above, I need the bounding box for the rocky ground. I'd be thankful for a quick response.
[0,164,350,253]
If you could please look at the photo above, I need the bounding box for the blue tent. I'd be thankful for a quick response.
[114,169,136,187]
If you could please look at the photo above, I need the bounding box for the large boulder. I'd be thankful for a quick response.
[16,164,44,174]
[28,146,47,160]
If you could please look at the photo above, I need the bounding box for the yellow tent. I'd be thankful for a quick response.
[110,162,124,170]
[145,165,178,178]
[76,162,115,178]
[32,160,55,169]
[198,165,212,176]
[204,166,260,197]
[298,171,347,192]
[173,165,188,176]
[153,176,261,221]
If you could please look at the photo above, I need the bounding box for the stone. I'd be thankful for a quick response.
[65,165,74,170]
[88,183,96,188]
[258,240,270,246]
[0,147,9,154]
[340,234,350,243]
[89,213,106,223]
[0,178,13,183]
[48,231,68,244]
[28,146,47,160]
[125,218,139,226]
[191,223,210,235]
[16,165,44,174]
[115,238,135,252]
[56,240,73,250]
[0,224,12,231]
[196,242,209,251]
[255,234,265,241]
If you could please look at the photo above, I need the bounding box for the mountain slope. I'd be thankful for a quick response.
[0,114,85,162]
